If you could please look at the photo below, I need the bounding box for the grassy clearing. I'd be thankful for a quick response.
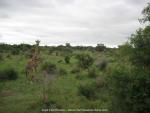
[0,51,110,113]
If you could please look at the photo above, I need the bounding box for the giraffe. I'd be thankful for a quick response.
[25,54,40,80]
[25,40,41,81]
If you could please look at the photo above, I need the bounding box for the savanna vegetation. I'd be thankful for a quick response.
[0,3,150,113]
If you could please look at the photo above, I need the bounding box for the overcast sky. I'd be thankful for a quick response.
[0,0,149,47]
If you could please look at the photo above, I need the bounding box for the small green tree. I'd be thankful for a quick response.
[76,53,94,69]
[140,2,150,23]
[108,67,150,113]
[109,3,150,113]
[42,62,57,74]
[128,27,150,68]
[78,82,97,100]
[64,55,71,64]
[0,68,18,80]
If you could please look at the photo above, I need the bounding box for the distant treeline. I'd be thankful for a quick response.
[0,43,113,54]
[0,43,31,52]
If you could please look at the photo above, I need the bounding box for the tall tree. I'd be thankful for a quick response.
[140,2,150,23]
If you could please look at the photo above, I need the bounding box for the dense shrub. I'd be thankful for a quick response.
[75,74,84,80]
[108,68,150,113]
[48,49,54,55]
[42,62,57,74]
[24,51,32,58]
[58,68,67,76]
[88,67,97,78]
[0,43,32,54]
[57,60,63,63]
[127,27,150,68]
[78,82,97,100]
[11,49,20,55]
[64,55,71,64]
[71,67,80,74]
[0,68,18,80]
[6,54,11,58]
[76,53,94,69]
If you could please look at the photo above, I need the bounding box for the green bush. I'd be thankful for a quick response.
[128,27,150,68]
[118,24,150,67]
[78,82,97,100]
[0,68,18,80]
[71,67,80,74]
[57,60,63,63]
[64,55,71,64]
[76,53,94,69]
[88,67,97,78]
[24,51,32,58]
[108,68,150,113]
[75,74,84,80]
[42,62,57,74]
[6,54,11,58]
[58,68,67,76]
[11,49,20,55]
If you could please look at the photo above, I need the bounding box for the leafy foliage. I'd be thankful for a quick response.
[64,55,71,64]
[0,43,32,53]
[88,67,98,78]
[71,67,80,74]
[0,68,18,80]
[140,3,150,23]
[108,68,150,113]
[42,62,57,74]
[58,68,67,76]
[78,82,97,100]
[128,27,150,67]
[76,53,94,69]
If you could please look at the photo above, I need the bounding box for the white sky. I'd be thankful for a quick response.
[0,0,149,47]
